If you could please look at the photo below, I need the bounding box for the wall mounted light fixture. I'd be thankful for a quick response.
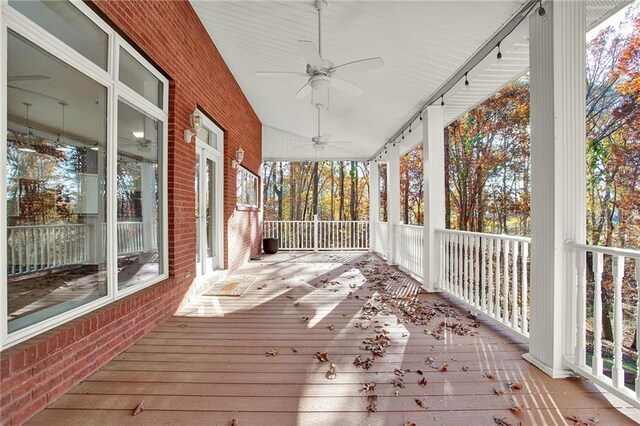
[184,110,203,143]
[232,146,245,168]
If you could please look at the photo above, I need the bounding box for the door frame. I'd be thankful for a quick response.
[195,113,224,279]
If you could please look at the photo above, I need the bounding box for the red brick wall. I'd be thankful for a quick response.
[0,1,262,424]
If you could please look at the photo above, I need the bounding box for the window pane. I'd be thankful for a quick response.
[117,101,163,289]
[119,48,163,108]
[6,31,108,332]
[9,0,108,70]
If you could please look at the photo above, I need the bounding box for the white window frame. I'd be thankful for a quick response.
[0,0,169,349]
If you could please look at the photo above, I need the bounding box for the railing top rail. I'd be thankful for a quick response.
[435,228,531,243]
[394,223,424,231]
[567,240,640,259]
[264,220,369,224]
[8,224,88,229]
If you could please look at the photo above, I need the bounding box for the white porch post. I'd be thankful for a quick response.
[368,160,380,252]
[387,144,401,265]
[140,163,156,253]
[422,106,445,292]
[524,0,586,377]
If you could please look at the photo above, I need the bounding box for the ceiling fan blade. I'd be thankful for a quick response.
[330,57,384,76]
[255,71,307,77]
[331,78,364,96]
[298,40,323,68]
[292,143,313,149]
[8,74,51,82]
[327,141,352,144]
[318,134,332,143]
[293,82,312,100]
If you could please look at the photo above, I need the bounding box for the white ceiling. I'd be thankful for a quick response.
[190,0,630,161]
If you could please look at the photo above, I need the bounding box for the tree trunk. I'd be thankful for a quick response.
[339,161,345,221]
[444,129,451,229]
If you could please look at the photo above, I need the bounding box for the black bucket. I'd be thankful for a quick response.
[263,238,279,254]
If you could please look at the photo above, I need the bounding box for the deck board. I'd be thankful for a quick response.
[28,252,639,425]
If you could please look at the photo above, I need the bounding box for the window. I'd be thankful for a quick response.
[236,167,259,209]
[2,1,168,348]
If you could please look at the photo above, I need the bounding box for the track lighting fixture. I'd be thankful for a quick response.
[409,125,412,133]
[441,95,445,106]
[464,73,470,90]
[419,113,423,121]
[496,42,503,64]
[401,133,404,140]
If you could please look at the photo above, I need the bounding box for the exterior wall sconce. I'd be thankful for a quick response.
[184,110,203,143]
[232,146,245,169]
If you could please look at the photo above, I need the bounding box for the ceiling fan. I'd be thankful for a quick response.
[255,0,384,100]
[294,104,352,151]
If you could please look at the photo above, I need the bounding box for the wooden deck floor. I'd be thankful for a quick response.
[29,252,639,425]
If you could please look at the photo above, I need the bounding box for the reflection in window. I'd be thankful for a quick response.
[6,31,108,332]
[9,0,108,69]
[119,48,163,108]
[117,101,163,289]
[236,167,258,208]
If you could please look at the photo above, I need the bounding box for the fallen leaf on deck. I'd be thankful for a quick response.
[265,349,279,357]
[462,365,470,372]
[291,348,298,353]
[394,391,399,397]
[359,382,376,393]
[391,377,405,388]
[327,324,335,331]
[394,367,405,376]
[493,387,504,395]
[565,415,599,426]
[257,284,267,290]
[286,295,295,299]
[366,401,378,413]
[418,377,428,387]
[293,302,300,307]
[484,371,495,380]
[441,363,448,372]
[367,394,378,401]
[404,422,417,426]
[508,382,523,391]
[354,355,373,370]
[132,400,144,416]
[493,416,513,426]
[178,323,187,328]
[415,398,429,410]
[315,352,329,362]
[230,418,238,426]
[325,363,338,380]
[302,316,310,322]
[416,369,424,375]
[510,403,524,413]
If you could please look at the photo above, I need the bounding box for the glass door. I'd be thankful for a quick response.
[195,134,223,277]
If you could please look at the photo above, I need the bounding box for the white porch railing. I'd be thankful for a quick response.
[566,241,640,408]
[7,224,87,276]
[7,222,156,276]
[262,218,369,251]
[395,223,423,280]
[436,229,531,339]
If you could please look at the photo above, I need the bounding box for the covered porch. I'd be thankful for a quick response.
[28,252,638,424]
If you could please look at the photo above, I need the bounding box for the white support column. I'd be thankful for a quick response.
[422,105,445,292]
[387,144,401,265]
[368,160,380,253]
[140,163,156,253]
[524,0,586,378]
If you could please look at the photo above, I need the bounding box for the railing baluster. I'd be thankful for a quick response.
[494,238,501,320]
[488,238,494,316]
[511,241,519,331]
[474,235,480,308]
[521,241,529,336]
[575,248,586,367]
[591,253,604,376]
[612,255,624,389]
[503,240,510,324]
[481,236,486,311]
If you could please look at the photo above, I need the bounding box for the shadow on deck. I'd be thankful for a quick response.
[28,252,639,425]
